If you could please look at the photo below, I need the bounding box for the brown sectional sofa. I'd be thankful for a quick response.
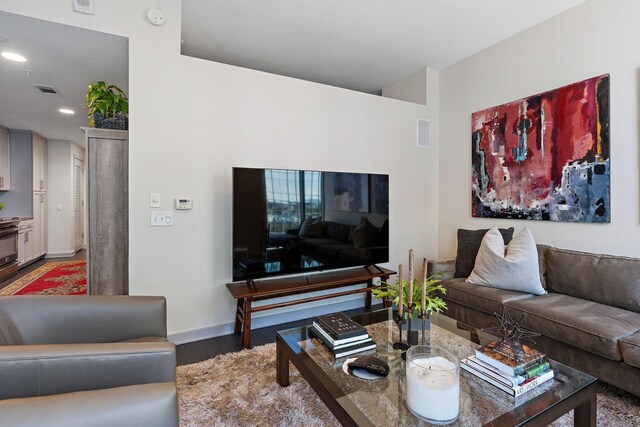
[428,245,640,395]
[293,219,389,266]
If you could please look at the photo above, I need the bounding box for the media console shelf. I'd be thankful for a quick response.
[226,266,395,349]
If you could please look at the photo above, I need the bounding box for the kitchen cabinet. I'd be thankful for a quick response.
[18,220,34,266]
[32,133,47,192]
[0,127,10,190]
[32,193,47,259]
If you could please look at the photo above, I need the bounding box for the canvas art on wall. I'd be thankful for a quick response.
[471,74,610,223]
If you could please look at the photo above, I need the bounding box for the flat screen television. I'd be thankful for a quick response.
[232,167,389,282]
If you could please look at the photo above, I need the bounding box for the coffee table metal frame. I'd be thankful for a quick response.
[276,309,597,427]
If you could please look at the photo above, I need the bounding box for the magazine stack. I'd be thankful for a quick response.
[461,340,554,397]
[309,312,376,358]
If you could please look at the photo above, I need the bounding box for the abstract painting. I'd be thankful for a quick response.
[471,74,610,222]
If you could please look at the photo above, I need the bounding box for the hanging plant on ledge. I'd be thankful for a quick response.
[86,81,129,130]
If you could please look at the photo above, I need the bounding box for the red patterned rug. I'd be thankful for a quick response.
[0,261,87,296]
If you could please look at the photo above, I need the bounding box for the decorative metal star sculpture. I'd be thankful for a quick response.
[483,308,540,362]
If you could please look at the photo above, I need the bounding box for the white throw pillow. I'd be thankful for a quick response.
[466,227,546,295]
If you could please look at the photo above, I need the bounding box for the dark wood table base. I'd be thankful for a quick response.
[227,266,394,349]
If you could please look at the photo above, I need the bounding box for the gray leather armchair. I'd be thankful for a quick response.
[0,295,178,427]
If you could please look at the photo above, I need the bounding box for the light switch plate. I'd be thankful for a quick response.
[150,211,173,226]
[150,192,160,208]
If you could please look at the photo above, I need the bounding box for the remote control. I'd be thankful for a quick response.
[347,356,389,377]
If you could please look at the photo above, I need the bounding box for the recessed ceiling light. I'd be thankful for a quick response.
[59,108,75,115]
[1,51,27,62]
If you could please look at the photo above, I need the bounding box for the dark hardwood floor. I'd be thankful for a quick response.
[0,249,86,291]
[176,303,385,366]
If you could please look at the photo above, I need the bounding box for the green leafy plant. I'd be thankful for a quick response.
[86,81,128,126]
[372,273,447,318]
[0,203,5,210]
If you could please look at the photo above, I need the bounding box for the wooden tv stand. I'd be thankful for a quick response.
[226,266,395,349]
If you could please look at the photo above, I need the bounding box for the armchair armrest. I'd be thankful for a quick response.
[427,258,456,280]
[0,342,175,400]
[0,383,179,427]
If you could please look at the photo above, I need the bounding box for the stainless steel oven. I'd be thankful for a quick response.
[0,219,20,283]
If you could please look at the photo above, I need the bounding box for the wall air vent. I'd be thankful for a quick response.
[32,84,62,96]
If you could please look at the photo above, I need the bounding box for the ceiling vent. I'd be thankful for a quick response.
[32,84,62,96]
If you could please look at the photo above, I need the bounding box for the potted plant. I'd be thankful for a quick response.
[372,274,447,326]
[86,81,129,130]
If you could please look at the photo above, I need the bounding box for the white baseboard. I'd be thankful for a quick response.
[168,297,371,345]
[45,251,76,259]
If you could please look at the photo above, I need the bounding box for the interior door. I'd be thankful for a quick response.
[73,156,84,251]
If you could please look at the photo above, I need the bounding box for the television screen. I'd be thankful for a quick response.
[232,167,389,282]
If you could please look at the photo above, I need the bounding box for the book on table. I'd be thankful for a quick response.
[466,355,551,387]
[309,325,372,349]
[309,313,375,358]
[475,340,546,376]
[461,357,554,397]
[314,312,368,341]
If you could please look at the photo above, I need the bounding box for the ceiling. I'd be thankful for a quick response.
[181,0,586,94]
[0,11,128,145]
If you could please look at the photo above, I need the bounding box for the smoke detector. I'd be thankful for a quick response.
[146,8,166,26]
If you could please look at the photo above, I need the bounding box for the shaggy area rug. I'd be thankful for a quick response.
[0,261,86,295]
[177,343,640,427]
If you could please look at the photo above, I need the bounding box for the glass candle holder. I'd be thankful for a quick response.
[405,345,460,425]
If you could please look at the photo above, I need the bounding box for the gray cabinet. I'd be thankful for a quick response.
[83,128,128,295]
[0,127,10,191]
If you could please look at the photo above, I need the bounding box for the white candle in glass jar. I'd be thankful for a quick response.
[406,356,460,424]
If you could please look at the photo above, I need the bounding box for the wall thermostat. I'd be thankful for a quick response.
[175,197,192,210]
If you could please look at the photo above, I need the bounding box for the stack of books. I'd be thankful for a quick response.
[309,312,376,358]
[461,340,554,397]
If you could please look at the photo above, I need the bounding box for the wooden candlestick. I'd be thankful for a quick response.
[421,258,427,317]
[397,264,404,317]
[408,249,414,308]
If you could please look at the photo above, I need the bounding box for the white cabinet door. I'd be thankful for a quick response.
[17,231,25,265]
[32,193,45,257]
[0,128,10,190]
[32,134,46,192]
[24,229,34,262]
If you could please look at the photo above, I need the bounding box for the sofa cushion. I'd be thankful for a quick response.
[325,222,353,244]
[454,227,514,278]
[467,228,546,295]
[620,331,640,368]
[545,247,640,313]
[299,238,338,251]
[316,244,354,260]
[441,278,534,316]
[505,293,640,361]
[339,249,370,265]
[299,217,323,238]
[350,218,379,249]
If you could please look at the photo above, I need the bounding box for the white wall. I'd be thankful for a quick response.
[438,0,640,258]
[0,1,440,338]
[382,67,427,105]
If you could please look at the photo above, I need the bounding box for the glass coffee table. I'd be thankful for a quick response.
[276,309,597,426]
